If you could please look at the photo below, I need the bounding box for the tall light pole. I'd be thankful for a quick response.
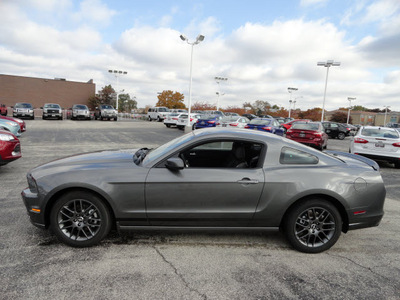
[288,87,298,118]
[293,96,303,110]
[215,76,228,110]
[180,34,205,130]
[317,60,340,121]
[346,97,356,124]
[384,105,391,126]
[108,70,127,112]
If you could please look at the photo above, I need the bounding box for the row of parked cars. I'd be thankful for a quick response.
[0,112,26,166]
[0,102,120,121]
[165,111,400,168]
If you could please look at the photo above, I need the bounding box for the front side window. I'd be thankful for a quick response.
[179,140,263,169]
[280,147,319,165]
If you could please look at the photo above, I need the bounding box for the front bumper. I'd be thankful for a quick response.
[21,188,46,228]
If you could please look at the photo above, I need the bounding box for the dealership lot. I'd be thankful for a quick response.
[1,120,400,299]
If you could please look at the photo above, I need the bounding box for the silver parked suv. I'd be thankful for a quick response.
[71,104,91,120]
[94,105,118,121]
[13,102,34,119]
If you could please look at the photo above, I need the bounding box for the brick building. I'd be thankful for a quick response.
[0,74,95,111]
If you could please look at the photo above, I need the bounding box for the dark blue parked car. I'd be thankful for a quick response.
[194,115,222,129]
[244,118,285,136]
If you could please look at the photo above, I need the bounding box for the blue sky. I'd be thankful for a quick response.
[1,0,400,111]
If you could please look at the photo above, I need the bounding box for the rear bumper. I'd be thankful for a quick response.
[348,214,383,230]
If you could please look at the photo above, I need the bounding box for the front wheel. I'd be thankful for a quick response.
[283,199,342,253]
[50,191,112,247]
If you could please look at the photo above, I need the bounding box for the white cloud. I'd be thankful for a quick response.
[72,0,117,26]
[300,0,328,7]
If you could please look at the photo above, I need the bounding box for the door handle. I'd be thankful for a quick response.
[237,178,259,184]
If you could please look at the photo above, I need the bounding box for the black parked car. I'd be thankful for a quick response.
[322,122,350,140]
[242,113,257,120]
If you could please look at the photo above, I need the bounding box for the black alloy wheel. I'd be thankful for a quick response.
[338,132,346,140]
[283,199,342,253]
[50,191,112,247]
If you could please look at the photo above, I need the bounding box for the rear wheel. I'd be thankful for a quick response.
[394,161,400,169]
[338,132,345,140]
[50,191,112,247]
[283,199,342,253]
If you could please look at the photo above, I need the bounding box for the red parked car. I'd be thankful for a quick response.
[286,122,328,150]
[0,129,21,166]
[282,119,311,133]
[0,104,7,116]
[0,115,26,132]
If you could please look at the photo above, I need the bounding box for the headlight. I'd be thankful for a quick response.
[44,109,48,113]
[0,133,15,141]
[27,173,38,194]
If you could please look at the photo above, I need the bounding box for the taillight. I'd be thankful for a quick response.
[172,117,178,120]
[230,123,238,126]
[190,118,193,122]
[314,132,322,137]
[354,137,369,144]
[262,126,272,131]
[209,121,215,124]
[392,142,400,147]
[244,125,250,128]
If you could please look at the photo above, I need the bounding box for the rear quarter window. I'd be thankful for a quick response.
[280,147,319,165]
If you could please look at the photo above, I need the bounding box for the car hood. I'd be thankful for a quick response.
[30,149,140,176]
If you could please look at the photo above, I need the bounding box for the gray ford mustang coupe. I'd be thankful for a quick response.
[21,128,386,253]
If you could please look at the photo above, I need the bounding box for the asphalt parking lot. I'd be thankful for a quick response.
[1,119,400,299]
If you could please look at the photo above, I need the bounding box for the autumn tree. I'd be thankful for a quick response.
[330,111,350,123]
[221,106,246,115]
[243,100,271,115]
[87,85,116,110]
[156,90,185,109]
[191,101,216,111]
[300,108,323,121]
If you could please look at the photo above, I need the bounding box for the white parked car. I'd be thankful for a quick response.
[147,107,170,122]
[217,116,250,128]
[164,113,184,128]
[350,126,400,168]
[176,113,202,130]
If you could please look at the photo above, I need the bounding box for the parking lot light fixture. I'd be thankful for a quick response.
[347,97,356,124]
[384,105,391,126]
[215,77,228,110]
[108,70,128,112]
[317,60,341,121]
[288,87,298,118]
[180,33,205,130]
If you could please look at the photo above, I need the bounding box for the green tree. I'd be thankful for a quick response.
[118,94,137,112]
[156,90,185,109]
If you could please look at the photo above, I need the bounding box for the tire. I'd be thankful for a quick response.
[157,116,161,122]
[165,124,171,128]
[148,116,152,122]
[50,190,112,247]
[394,161,400,169]
[283,198,342,253]
[42,115,46,120]
[338,132,345,140]
[114,117,117,121]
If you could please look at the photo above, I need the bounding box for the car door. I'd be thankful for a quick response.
[145,140,265,227]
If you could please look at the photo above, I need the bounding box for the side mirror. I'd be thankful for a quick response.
[40,107,43,109]
[165,157,185,170]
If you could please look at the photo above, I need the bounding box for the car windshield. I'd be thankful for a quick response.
[361,128,399,138]
[44,104,60,108]
[16,103,32,108]
[101,105,113,109]
[199,115,218,120]
[143,134,194,165]
[250,119,272,125]
[292,123,319,130]
[74,105,87,110]
[158,108,169,112]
